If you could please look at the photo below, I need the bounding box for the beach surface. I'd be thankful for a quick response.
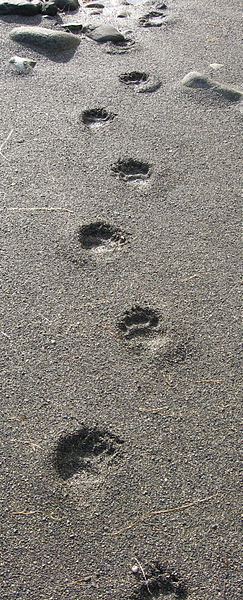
[0,1,242,598]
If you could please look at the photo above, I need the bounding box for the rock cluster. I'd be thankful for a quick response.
[0,0,79,15]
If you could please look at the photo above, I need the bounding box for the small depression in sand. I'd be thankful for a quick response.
[111,158,151,181]
[54,426,123,481]
[117,305,159,340]
[82,107,115,126]
[78,221,126,254]
[105,36,135,54]
[129,560,188,599]
[119,70,161,92]
[119,71,148,85]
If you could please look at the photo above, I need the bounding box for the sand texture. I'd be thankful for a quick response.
[0,1,242,599]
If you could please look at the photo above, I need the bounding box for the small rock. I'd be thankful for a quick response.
[117,11,128,17]
[153,1,167,9]
[139,11,165,27]
[53,0,79,10]
[84,24,125,43]
[85,1,104,7]
[181,70,243,101]
[209,63,224,71]
[0,0,42,15]
[181,71,212,89]
[131,565,139,574]
[10,26,81,52]
[60,22,83,32]
[42,0,57,15]
[9,55,36,74]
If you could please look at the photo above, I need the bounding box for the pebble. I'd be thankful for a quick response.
[53,0,79,10]
[41,0,58,15]
[0,0,42,15]
[83,24,125,43]
[60,22,83,32]
[131,565,139,574]
[9,26,81,52]
[117,11,129,17]
[152,1,167,9]
[181,71,212,89]
[181,70,243,101]
[85,1,104,7]
[9,55,36,74]
[209,63,224,71]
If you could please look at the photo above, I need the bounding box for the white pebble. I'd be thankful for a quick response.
[131,565,139,574]
[9,56,36,74]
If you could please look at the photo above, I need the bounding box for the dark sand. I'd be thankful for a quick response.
[0,1,242,598]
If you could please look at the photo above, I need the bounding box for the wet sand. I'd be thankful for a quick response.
[0,1,242,598]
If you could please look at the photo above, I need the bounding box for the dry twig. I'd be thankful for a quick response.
[12,511,38,516]
[139,409,182,416]
[11,438,42,451]
[110,494,217,536]
[0,207,73,212]
[195,379,225,383]
[0,129,13,161]
[132,557,153,596]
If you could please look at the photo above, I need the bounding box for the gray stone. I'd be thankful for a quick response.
[117,11,129,18]
[153,1,167,10]
[10,26,81,52]
[209,63,224,71]
[86,1,104,7]
[9,55,36,73]
[0,0,42,15]
[53,0,79,10]
[60,22,83,32]
[181,71,212,89]
[181,71,243,101]
[84,24,124,43]
[41,0,57,15]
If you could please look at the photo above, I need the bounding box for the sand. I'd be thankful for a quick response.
[0,1,242,598]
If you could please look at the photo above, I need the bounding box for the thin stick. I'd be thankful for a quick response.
[12,511,38,515]
[6,416,27,422]
[180,274,200,282]
[139,409,182,416]
[195,379,225,383]
[180,272,207,282]
[110,494,217,536]
[133,557,153,597]
[1,331,11,340]
[66,577,91,587]
[0,129,13,161]
[12,438,42,451]
[0,207,73,212]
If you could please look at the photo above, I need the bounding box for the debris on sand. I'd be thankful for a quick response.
[181,70,243,101]
[9,55,36,74]
[83,24,125,43]
[0,0,42,15]
[9,26,81,52]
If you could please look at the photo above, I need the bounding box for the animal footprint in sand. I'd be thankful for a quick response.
[117,305,159,340]
[54,426,123,481]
